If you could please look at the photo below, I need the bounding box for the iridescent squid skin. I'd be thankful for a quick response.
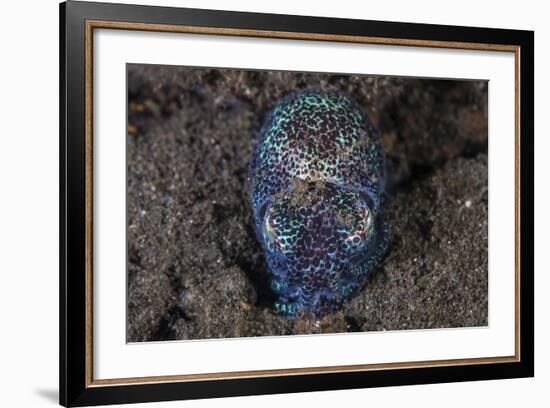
[249,91,389,317]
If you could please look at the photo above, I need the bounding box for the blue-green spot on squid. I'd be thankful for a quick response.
[249,90,389,317]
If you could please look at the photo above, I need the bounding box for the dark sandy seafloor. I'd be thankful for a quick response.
[127,65,488,342]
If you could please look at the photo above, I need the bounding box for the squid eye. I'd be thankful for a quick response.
[263,212,277,244]
[363,207,373,231]
[358,190,378,212]
[258,202,277,247]
[356,189,376,235]
[344,206,373,253]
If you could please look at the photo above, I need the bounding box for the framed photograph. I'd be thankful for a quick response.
[60,1,534,406]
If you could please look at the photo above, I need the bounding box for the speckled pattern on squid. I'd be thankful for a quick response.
[249,91,389,317]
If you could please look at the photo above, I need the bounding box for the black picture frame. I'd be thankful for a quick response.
[60,1,534,406]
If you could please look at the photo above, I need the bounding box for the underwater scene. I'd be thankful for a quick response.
[127,64,488,342]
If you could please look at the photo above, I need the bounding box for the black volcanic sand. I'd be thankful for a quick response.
[127,65,488,342]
